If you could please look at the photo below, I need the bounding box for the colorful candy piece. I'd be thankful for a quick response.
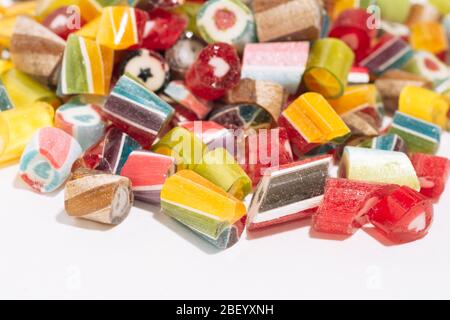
[82,127,142,175]
[410,153,450,201]
[163,81,211,119]
[169,103,199,127]
[102,74,174,148]
[120,150,175,203]
[399,86,449,129]
[119,49,169,92]
[55,97,106,151]
[360,35,413,76]
[74,15,101,39]
[179,121,235,153]
[192,216,246,250]
[160,170,246,247]
[193,147,251,200]
[42,6,86,40]
[376,0,411,23]
[185,42,241,100]
[241,42,309,94]
[303,38,354,99]
[410,22,448,55]
[135,0,186,10]
[96,6,148,50]
[328,84,383,137]
[374,70,432,113]
[340,146,420,191]
[406,3,441,27]
[77,0,119,21]
[278,92,351,155]
[208,103,272,131]
[368,186,433,243]
[313,178,393,235]
[329,8,377,63]
[19,127,82,193]
[358,134,408,154]
[60,34,114,96]
[247,155,331,231]
[388,111,441,154]
[10,15,66,86]
[196,0,256,50]
[171,1,203,35]
[65,168,133,225]
[253,0,321,43]
[0,80,13,111]
[403,51,450,85]
[0,102,55,165]
[226,78,287,123]
[347,66,370,85]
[35,0,76,20]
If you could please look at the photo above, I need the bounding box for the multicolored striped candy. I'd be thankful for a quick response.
[19,127,82,193]
[120,150,175,204]
[388,111,441,154]
[164,81,212,119]
[247,155,331,231]
[358,134,408,154]
[55,97,106,151]
[160,170,247,248]
[102,74,174,149]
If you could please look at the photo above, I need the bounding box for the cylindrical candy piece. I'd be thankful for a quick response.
[196,0,256,51]
[185,42,241,100]
[120,150,175,203]
[303,38,354,99]
[410,22,448,55]
[19,127,82,193]
[0,102,55,165]
[376,0,411,23]
[340,146,420,191]
[65,168,133,225]
[165,33,205,79]
[55,97,106,151]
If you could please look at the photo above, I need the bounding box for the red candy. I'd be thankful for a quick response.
[42,6,86,40]
[185,42,241,100]
[410,153,450,201]
[368,186,434,243]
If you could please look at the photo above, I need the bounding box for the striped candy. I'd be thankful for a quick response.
[164,81,212,119]
[388,111,441,154]
[208,103,273,131]
[19,127,82,193]
[247,155,331,231]
[102,74,174,149]
[358,134,407,154]
[55,97,106,151]
[120,150,175,204]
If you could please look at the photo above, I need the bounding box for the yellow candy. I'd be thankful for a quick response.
[410,22,449,54]
[1,1,37,18]
[1,69,61,108]
[328,85,379,115]
[74,16,100,39]
[0,102,54,166]
[35,0,79,20]
[0,60,13,75]
[0,16,16,48]
[399,86,449,129]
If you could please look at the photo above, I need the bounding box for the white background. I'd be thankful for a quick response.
[0,133,449,299]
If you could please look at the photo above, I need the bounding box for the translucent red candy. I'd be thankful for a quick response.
[141,9,188,51]
[185,42,241,100]
[42,6,86,40]
[410,153,450,201]
[368,186,434,243]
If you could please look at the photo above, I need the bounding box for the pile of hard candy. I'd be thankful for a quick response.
[0,0,449,249]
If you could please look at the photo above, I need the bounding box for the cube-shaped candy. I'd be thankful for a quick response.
[102,74,174,148]
[19,127,82,193]
[193,147,252,200]
[399,86,449,129]
[226,78,287,122]
[247,155,331,231]
[340,146,420,191]
[253,0,321,43]
[119,49,169,93]
[160,170,247,249]
[388,111,441,154]
[96,6,148,50]
[313,178,393,235]
[60,35,114,96]
[0,102,55,165]
[65,168,133,225]
[179,121,235,153]
[55,97,106,151]
[410,153,450,201]
[241,42,309,94]
[164,81,212,119]
[42,6,86,40]
[303,38,354,99]
[120,150,175,203]
[208,103,273,131]
[360,35,413,76]
[197,0,256,51]
[185,42,241,100]
[358,134,408,154]
[82,127,142,175]
[368,186,434,243]
[165,33,205,79]
[10,16,66,86]
[403,51,450,85]
[410,22,448,55]
[328,84,384,137]
[278,92,351,155]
